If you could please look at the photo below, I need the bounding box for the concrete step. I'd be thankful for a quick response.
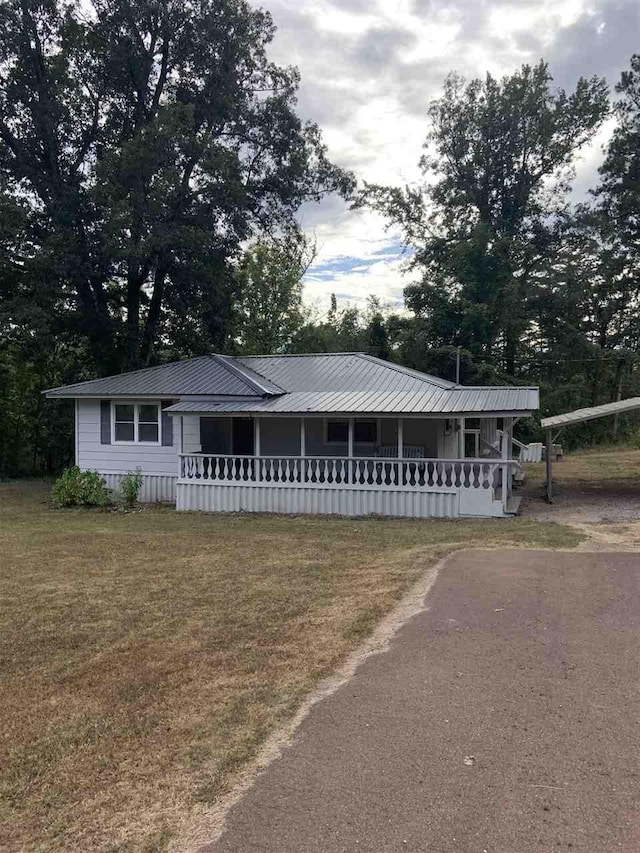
[505,495,522,515]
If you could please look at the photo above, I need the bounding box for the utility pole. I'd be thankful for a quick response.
[455,346,461,385]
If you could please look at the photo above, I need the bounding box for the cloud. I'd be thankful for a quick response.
[257,0,635,308]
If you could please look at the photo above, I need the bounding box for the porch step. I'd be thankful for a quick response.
[513,468,527,487]
[505,495,522,516]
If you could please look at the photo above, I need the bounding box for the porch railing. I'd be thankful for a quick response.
[179,454,514,491]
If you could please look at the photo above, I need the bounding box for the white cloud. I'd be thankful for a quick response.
[257,0,632,307]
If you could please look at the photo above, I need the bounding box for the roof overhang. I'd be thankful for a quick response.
[165,401,536,419]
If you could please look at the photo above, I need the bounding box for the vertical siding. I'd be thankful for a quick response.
[77,399,179,476]
[176,482,463,518]
[102,473,176,503]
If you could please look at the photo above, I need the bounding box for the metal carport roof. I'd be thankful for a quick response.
[541,397,640,430]
[540,396,640,504]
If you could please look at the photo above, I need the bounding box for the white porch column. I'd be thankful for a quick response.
[254,417,261,482]
[348,417,354,484]
[397,417,403,486]
[458,417,465,458]
[500,416,510,507]
[300,417,306,483]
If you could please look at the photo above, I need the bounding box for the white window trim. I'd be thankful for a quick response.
[323,417,377,446]
[111,402,161,445]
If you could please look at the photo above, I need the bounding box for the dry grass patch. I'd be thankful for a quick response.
[525,446,640,482]
[0,480,582,852]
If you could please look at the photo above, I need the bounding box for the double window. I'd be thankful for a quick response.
[325,419,377,445]
[113,403,160,444]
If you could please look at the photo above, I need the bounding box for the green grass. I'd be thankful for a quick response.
[0,480,582,852]
[526,446,640,482]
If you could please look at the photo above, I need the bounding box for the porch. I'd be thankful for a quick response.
[174,415,520,518]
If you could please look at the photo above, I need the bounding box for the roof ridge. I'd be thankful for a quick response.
[356,354,455,390]
[240,351,366,359]
[215,355,284,396]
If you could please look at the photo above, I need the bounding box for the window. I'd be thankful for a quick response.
[113,403,160,444]
[325,419,378,445]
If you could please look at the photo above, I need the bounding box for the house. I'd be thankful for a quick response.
[45,352,539,519]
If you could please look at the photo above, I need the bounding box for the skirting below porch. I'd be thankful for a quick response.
[175,481,508,518]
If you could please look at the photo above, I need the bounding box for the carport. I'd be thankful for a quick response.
[541,396,640,502]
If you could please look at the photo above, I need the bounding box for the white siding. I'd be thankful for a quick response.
[181,415,202,453]
[77,399,179,477]
[177,482,460,518]
[437,420,458,457]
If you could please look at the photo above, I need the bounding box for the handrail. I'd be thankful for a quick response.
[178,453,516,493]
[178,453,519,465]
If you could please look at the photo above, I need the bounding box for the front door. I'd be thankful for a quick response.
[232,418,254,455]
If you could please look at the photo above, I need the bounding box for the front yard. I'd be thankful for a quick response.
[0,481,581,852]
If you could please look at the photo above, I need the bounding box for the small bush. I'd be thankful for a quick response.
[52,466,111,508]
[118,468,144,508]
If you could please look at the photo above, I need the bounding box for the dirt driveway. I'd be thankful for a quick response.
[201,550,640,853]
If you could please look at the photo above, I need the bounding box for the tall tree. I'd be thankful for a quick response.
[234,232,314,354]
[361,62,609,375]
[0,0,352,373]
[595,54,640,299]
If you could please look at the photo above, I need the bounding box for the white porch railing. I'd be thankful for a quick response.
[179,454,513,491]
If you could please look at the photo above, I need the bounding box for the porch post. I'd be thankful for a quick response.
[546,428,553,503]
[397,417,403,486]
[180,415,184,478]
[300,417,306,483]
[458,416,465,458]
[254,417,261,482]
[348,417,354,484]
[500,417,510,508]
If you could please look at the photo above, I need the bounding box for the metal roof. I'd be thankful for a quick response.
[165,386,539,416]
[44,354,284,398]
[541,397,640,430]
[45,351,538,416]
[238,353,456,392]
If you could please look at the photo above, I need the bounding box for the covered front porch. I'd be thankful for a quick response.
[172,414,520,519]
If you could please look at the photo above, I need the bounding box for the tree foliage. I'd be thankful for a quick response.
[0,0,352,373]
[234,232,314,354]
[361,62,610,374]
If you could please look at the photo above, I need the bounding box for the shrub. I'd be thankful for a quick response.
[117,468,144,508]
[52,466,111,508]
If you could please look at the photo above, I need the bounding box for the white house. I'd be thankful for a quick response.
[45,352,539,519]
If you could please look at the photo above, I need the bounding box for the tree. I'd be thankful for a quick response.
[234,232,315,354]
[0,0,352,373]
[596,54,640,277]
[361,62,609,375]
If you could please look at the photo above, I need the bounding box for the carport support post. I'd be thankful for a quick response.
[545,428,553,503]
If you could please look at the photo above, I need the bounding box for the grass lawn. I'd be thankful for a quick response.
[0,480,582,852]
[525,445,640,482]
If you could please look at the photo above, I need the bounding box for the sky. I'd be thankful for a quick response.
[256,0,639,316]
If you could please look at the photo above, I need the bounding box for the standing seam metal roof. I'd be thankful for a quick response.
[541,397,640,429]
[44,355,284,398]
[44,352,539,415]
[164,387,539,415]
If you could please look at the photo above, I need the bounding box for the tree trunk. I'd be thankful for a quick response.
[140,264,166,366]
